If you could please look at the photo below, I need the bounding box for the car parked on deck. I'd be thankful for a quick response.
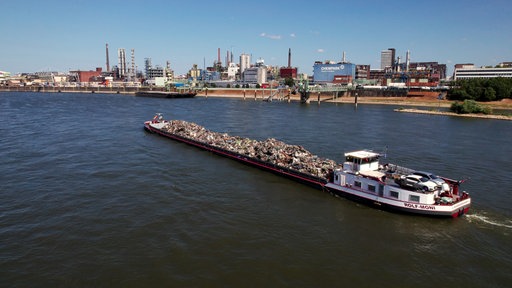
[396,174,439,192]
[412,171,445,186]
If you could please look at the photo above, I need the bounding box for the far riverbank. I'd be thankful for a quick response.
[2,86,512,111]
[196,88,512,111]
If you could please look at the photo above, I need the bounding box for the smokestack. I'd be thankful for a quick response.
[106,43,110,72]
[288,48,291,68]
[342,51,346,63]
[406,50,410,72]
[218,48,221,63]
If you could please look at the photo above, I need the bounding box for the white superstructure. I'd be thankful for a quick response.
[325,150,471,217]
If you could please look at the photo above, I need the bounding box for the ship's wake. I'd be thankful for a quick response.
[466,213,512,229]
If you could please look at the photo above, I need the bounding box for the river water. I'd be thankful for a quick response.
[1,92,511,287]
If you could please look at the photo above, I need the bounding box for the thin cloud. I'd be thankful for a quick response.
[317,49,324,53]
[290,33,296,38]
[260,32,282,40]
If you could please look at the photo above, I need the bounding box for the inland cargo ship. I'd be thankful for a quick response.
[144,114,471,218]
[135,91,196,98]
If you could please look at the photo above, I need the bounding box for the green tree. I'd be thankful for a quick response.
[448,78,512,101]
[450,99,492,114]
[488,77,512,100]
[482,87,496,101]
[284,77,295,87]
[448,88,471,101]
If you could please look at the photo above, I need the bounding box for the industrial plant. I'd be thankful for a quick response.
[1,43,512,93]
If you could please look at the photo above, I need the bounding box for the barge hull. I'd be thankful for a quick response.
[325,185,471,218]
[136,91,196,98]
[144,121,326,189]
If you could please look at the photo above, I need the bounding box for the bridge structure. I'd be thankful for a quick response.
[297,78,353,103]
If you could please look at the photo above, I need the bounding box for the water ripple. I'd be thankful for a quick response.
[1,92,511,287]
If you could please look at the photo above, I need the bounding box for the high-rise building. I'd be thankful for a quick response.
[118,48,126,78]
[381,48,395,70]
[240,53,251,75]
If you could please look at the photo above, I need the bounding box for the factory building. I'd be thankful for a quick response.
[279,48,298,79]
[70,68,103,82]
[498,62,512,68]
[407,62,446,80]
[0,71,11,84]
[453,63,512,80]
[279,67,297,79]
[143,58,174,84]
[146,66,165,79]
[144,58,165,79]
[243,67,266,84]
[226,62,239,81]
[369,48,447,87]
[381,61,447,87]
[312,61,356,84]
[369,69,386,85]
[355,65,370,80]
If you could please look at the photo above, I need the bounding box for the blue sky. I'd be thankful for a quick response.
[1,0,511,76]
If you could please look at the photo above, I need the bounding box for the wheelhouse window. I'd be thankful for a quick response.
[368,184,376,193]
[390,191,399,199]
[354,181,362,188]
[409,195,420,203]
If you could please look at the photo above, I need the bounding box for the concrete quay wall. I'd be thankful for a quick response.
[0,86,192,95]
[0,86,442,105]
